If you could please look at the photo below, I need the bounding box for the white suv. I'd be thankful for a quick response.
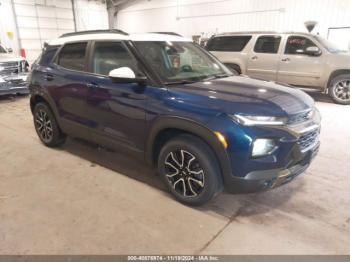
[207,32,350,104]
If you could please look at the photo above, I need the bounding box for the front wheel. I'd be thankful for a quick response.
[158,134,222,206]
[329,74,350,105]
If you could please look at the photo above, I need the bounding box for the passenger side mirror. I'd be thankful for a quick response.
[108,67,147,84]
[305,46,321,56]
[7,48,13,53]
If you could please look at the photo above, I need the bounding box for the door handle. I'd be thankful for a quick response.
[86,82,99,89]
[281,58,290,62]
[44,74,54,81]
[251,56,258,60]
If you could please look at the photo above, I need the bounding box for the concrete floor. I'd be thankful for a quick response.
[0,93,349,255]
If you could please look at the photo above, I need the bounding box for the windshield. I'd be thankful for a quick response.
[133,41,231,84]
[314,36,347,53]
[0,45,7,53]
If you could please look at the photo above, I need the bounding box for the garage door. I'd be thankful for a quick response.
[13,0,75,63]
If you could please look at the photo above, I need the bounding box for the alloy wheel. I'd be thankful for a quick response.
[35,109,53,143]
[164,149,205,197]
[333,79,350,102]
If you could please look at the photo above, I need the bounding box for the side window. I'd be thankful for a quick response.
[206,36,252,52]
[254,35,281,54]
[57,42,87,71]
[39,46,59,66]
[285,36,317,55]
[92,41,140,76]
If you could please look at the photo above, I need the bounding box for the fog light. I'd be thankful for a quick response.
[252,138,277,157]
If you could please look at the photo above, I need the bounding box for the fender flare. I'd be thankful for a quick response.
[30,89,61,125]
[145,116,232,180]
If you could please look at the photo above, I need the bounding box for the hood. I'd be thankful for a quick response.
[0,53,25,63]
[167,76,314,117]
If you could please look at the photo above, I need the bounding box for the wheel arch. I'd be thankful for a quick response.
[146,116,232,181]
[30,93,63,128]
[224,63,242,74]
[326,69,350,90]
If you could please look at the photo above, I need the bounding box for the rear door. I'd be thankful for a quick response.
[246,35,282,81]
[277,35,325,87]
[47,41,91,138]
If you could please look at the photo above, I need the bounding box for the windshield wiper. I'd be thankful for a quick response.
[202,73,231,81]
[164,80,197,85]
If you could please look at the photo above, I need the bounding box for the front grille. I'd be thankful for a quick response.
[297,129,319,152]
[0,61,18,68]
[288,110,312,125]
[0,61,26,76]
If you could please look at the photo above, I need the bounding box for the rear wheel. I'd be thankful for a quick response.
[158,134,222,206]
[33,102,66,147]
[329,74,350,105]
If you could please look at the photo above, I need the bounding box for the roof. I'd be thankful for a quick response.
[214,31,315,37]
[48,32,192,46]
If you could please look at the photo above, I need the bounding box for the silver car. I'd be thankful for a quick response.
[0,44,29,96]
[207,31,350,104]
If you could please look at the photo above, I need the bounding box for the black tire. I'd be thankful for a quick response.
[33,102,66,147]
[158,134,223,206]
[328,74,350,105]
[225,64,240,76]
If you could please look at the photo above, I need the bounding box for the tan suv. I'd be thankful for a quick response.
[207,31,350,104]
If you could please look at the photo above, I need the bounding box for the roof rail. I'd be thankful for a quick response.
[59,29,129,38]
[151,32,182,36]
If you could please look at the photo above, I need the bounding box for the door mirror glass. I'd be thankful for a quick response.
[109,67,147,83]
[305,46,321,56]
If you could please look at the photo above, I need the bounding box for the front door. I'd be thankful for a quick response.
[85,41,147,154]
[246,35,282,81]
[277,35,325,87]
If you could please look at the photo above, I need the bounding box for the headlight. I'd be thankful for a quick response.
[252,138,277,157]
[230,114,286,126]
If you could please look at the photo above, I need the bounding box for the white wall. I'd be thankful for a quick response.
[74,0,108,31]
[116,0,350,41]
[0,0,108,62]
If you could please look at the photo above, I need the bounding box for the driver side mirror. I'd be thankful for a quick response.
[305,46,321,56]
[7,48,13,53]
[108,67,147,84]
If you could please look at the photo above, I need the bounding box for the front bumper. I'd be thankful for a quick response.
[225,141,320,193]
[0,73,29,95]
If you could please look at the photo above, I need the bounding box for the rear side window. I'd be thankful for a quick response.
[57,42,87,71]
[39,46,59,66]
[285,36,317,55]
[254,35,281,53]
[206,36,252,52]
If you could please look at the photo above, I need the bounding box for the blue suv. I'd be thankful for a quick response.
[28,30,321,205]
